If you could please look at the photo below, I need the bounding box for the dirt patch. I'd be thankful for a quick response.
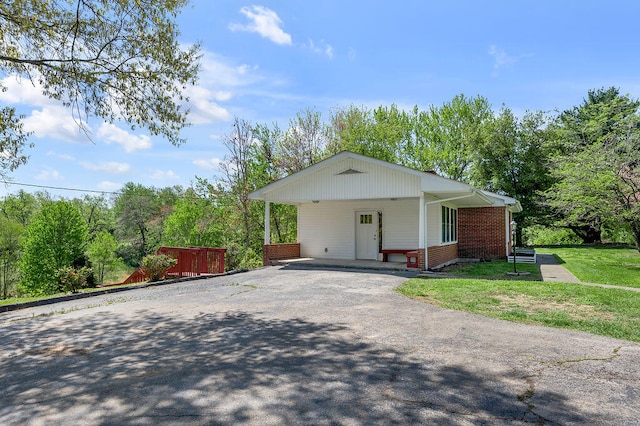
[493,294,616,321]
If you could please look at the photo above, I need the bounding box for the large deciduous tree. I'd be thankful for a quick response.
[0,216,22,298]
[545,87,640,244]
[86,230,119,285]
[0,0,200,175]
[162,191,222,248]
[414,94,492,181]
[471,108,553,242]
[19,200,89,295]
[113,183,179,266]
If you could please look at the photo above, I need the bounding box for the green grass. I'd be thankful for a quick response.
[443,260,541,281]
[398,278,640,342]
[536,245,640,288]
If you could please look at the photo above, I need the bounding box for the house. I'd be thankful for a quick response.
[248,151,522,270]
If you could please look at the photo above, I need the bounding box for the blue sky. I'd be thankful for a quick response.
[2,0,640,198]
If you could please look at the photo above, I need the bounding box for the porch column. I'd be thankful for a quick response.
[418,193,425,248]
[418,193,427,270]
[264,201,271,245]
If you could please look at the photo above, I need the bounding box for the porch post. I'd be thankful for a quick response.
[264,201,271,245]
[418,193,427,270]
[418,193,425,248]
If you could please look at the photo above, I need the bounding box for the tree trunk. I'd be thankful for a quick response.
[570,225,602,244]
[628,221,640,253]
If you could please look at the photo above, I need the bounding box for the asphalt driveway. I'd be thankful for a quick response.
[1,265,638,425]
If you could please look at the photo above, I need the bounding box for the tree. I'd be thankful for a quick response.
[19,200,89,296]
[0,190,38,226]
[113,183,162,266]
[71,195,115,240]
[545,87,640,243]
[276,108,328,174]
[87,231,119,285]
[472,108,553,243]
[0,0,201,175]
[162,192,222,248]
[0,216,22,298]
[220,117,261,250]
[414,94,492,180]
[327,104,412,164]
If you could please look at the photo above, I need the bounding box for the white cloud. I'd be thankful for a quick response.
[303,39,334,59]
[81,161,131,174]
[97,122,152,152]
[183,85,231,124]
[229,6,292,45]
[35,168,63,181]
[199,51,262,88]
[46,151,76,161]
[22,106,90,142]
[488,45,531,76]
[0,75,52,106]
[0,76,90,143]
[97,181,122,192]
[148,169,179,180]
[193,157,222,171]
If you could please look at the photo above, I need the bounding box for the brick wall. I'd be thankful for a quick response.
[427,244,458,269]
[263,243,301,265]
[458,207,506,260]
[417,248,426,270]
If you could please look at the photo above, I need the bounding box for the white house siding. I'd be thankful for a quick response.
[298,198,419,260]
[265,157,421,203]
[426,203,441,247]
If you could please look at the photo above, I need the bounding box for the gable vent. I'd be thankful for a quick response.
[336,168,363,175]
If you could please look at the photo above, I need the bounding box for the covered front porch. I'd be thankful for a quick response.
[249,152,521,271]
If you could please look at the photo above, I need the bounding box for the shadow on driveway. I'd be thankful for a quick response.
[1,310,585,424]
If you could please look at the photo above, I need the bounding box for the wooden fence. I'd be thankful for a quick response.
[118,246,226,285]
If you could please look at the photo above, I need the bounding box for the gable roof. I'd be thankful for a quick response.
[249,151,521,211]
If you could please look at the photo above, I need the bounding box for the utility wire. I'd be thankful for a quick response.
[1,180,123,195]
[0,180,229,202]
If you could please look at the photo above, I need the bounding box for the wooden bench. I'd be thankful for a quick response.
[381,249,419,268]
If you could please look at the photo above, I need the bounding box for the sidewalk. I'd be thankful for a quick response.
[537,254,581,283]
[537,253,640,293]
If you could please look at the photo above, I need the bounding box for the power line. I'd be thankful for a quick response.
[1,180,123,195]
[0,180,228,203]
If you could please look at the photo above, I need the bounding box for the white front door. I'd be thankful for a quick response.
[356,211,378,260]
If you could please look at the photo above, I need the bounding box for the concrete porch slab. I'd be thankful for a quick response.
[273,257,418,272]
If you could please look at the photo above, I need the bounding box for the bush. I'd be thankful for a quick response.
[224,242,262,271]
[141,254,177,282]
[55,266,93,293]
[523,226,582,246]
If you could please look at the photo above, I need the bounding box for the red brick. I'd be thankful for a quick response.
[263,243,301,265]
[457,207,506,260]
[427,244,458,269]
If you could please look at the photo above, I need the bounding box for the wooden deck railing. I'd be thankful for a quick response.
[118,246,226,285]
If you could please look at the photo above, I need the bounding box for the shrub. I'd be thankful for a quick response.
[55,266,93,293]
[141,254,177,282]
[224,242,262,271]
[523,226,581,246]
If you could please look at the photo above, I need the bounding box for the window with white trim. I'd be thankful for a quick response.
[441,206,458,243]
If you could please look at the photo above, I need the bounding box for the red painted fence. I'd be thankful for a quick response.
[117,246,226,286]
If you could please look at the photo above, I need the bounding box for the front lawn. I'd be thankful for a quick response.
[442,260,541,281]
[398,278,640,342]
[536,245,640,288]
